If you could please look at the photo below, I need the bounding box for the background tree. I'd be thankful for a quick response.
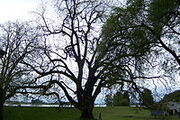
[161,90,180,103]
[113,92,124,106]
[0,22,40,120]
[105,93,113,107]
[113,91,130,106]
[105,91,130,107]
[141,88,154,108]
[123,91,130,106]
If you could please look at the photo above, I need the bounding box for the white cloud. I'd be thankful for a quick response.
[0,0,39,23]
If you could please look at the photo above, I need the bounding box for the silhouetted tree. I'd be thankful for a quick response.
[24,0,108,119]
[24,0,150,119]
[0,22,40,120]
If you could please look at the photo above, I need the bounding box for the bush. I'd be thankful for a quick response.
[121,99,129,106]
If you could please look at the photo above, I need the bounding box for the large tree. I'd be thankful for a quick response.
[25,0,107,119]
[23,0,149,119]
[0,22,40,120]
[101,0,180,94]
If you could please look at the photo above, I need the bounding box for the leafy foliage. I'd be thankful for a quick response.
[104,94,113,107]
[100,0,180,97]
[161,90,180,103]
[105,91,130,106]
[99,0,156,89]
[141,88,154,108]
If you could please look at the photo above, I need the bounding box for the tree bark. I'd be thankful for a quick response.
[80,107,94,119]
[76,97,95,120]
[0,103,3,120]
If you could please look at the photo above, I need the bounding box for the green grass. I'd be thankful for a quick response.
[5,107,80,120]
[4,106,180,120]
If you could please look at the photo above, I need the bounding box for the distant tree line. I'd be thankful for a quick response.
[105,91,130,107]
[104,88,156,109]
[31,99,44,104]
[161,90,180,103]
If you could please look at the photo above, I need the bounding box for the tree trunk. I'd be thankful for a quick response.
[0,89,4,120]
[80,107,94,119]
[0,103,3,120]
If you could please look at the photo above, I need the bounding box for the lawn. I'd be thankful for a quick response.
[4,106,180,120]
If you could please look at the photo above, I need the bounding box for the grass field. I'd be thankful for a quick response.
[4,106,180,120]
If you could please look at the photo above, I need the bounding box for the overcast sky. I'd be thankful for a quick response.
[0,0,40,23]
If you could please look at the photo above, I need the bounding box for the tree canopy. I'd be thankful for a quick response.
[101,0,180,91]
